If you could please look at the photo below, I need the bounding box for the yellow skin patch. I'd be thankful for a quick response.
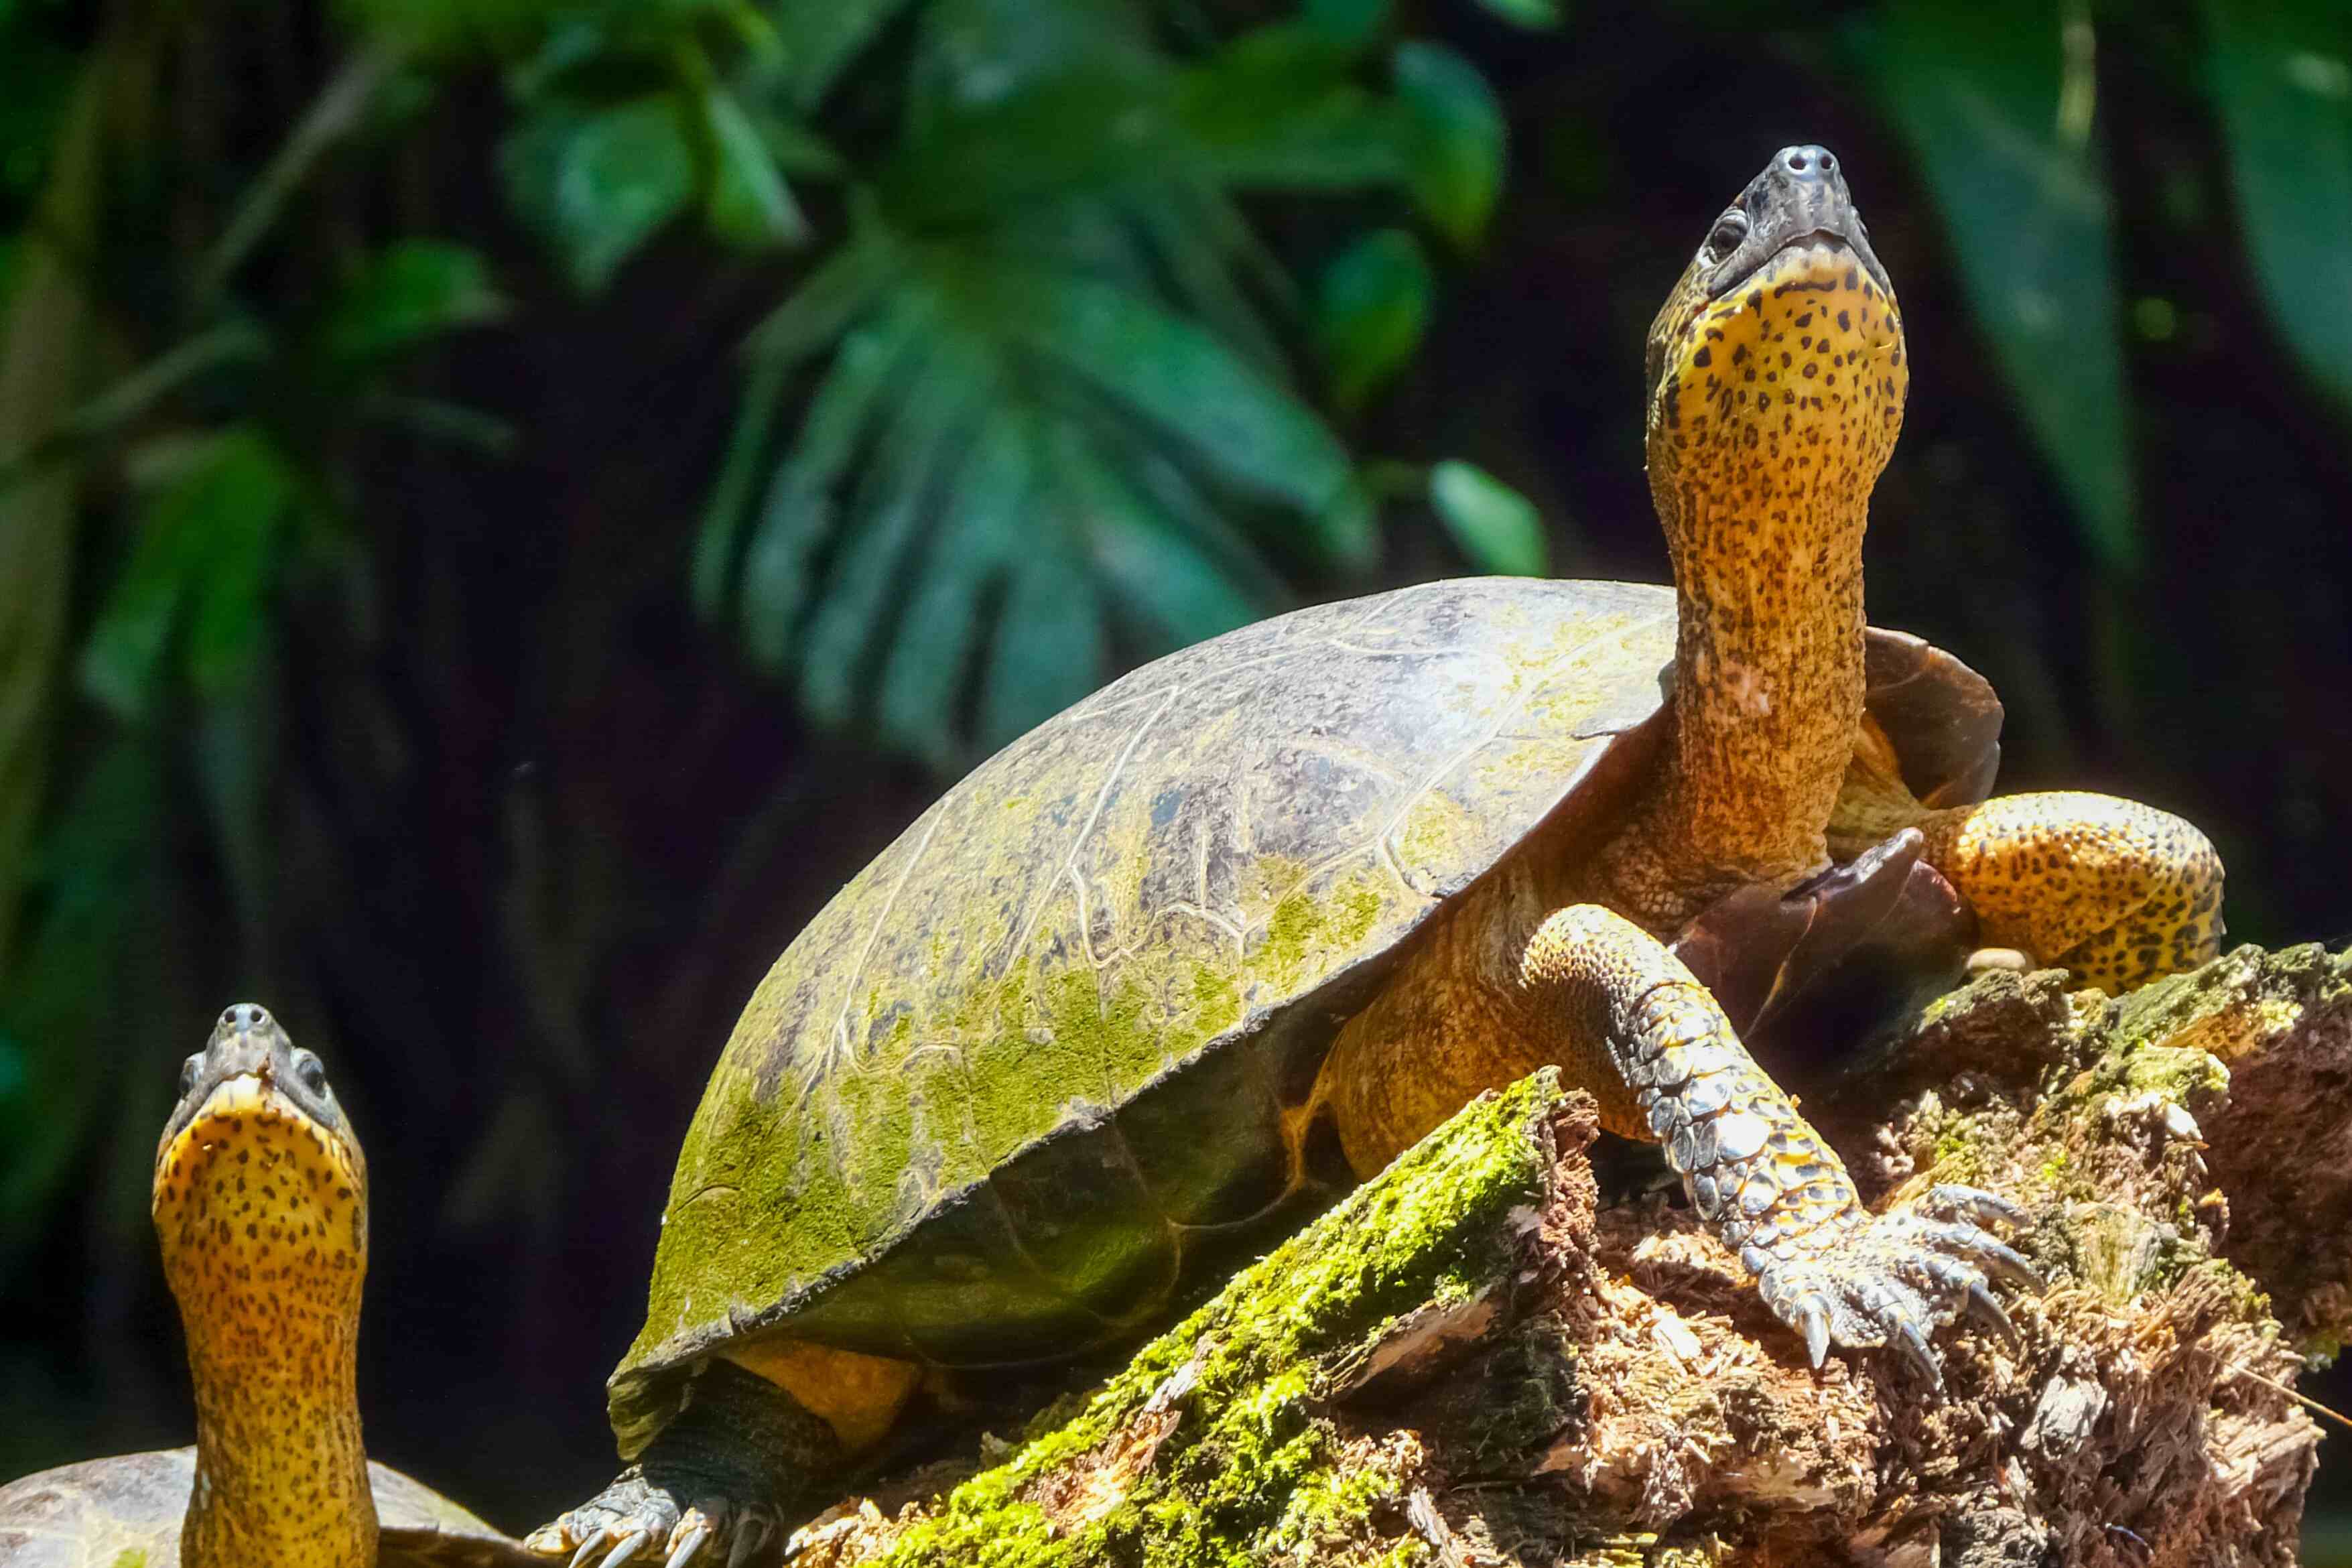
[718,1338,922,1455]
[155,1072,375,1568]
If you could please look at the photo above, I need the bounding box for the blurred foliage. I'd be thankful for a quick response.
[1,0,2350,1545]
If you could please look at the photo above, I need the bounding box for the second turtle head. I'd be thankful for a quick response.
[153,1004,369,1327]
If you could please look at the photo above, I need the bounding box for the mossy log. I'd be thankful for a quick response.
[789,945,2350,1567]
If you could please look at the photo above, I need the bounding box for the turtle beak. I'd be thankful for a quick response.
[1704,144,1893,302]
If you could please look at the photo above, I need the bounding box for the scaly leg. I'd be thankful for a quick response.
[1320,902,2032,1383]
[1908,792,2223,993]
[527,1360,844,1568]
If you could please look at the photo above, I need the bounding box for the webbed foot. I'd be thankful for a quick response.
[525,1469,781,1568]
[1752,1183,2037,1388]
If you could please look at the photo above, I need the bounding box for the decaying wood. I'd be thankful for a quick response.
[789,945,2350,1567]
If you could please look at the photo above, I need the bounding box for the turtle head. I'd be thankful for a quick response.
[1642,145,1907,528]
[154,1003,368,1323]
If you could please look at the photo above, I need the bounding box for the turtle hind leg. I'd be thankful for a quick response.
[527,1360,851,1567]
[1910,791,2225,992]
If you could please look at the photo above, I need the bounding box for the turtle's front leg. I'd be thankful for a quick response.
[1516,906,2033,1383]
[527,1362,838,1567]
[1911,791,2224,992]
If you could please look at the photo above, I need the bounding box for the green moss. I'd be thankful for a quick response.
[864,1071,1568,1567]
[1252,870,1388,994]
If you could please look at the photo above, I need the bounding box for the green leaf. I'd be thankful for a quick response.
[318,239,508,365]
[876,413,1035,765]
[1314,228,1433,411]
[1053,426,1264,649]
[1177,25,1409,189]
[181,436,300,702]
[1302,0,1393,46]
[501,94,696,293]
[744,227,901,365]
[1393,42,1504,247]
[1856,1,2136,568]
[735,294,934,668]
[1473,0,1563,29]
[776,0,922,109]
[980,549,1102,752]
[797,346,990,730]
[702,85,809,251]
[1430,459,1546,576]
[2205,1,2352,413]
[985,265,1374,566]
[78,430,297,719]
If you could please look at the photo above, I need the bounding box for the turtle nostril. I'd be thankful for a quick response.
[1788,151,1808,171]
[1819,151,1835,171]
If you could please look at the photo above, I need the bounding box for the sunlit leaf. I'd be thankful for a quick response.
[984,264,1375,566]
[876,413,1034,766]
[318,239,508,364]
[734,295,935,667]
[2205,1,2352,413]
[501,93,696,292]
[1315,228,1432,411]
[1856,1,2136,568]
[980,549,1102,752]
[702,85,809,251]
[1053,426,1263,649]
[797,345,990,729]
[1394,41,1504,247]
[1431,459,1547,576]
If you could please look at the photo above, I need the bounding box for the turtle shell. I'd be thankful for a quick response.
[611,577,1998,1449]
[0,1449,538,1567]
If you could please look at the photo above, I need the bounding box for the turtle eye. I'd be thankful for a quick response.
[293,1050,328,1097]
[178,1055,200,1100]
[1707,210,1748,257]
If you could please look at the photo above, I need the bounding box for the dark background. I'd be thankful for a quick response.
[2,0,2349,1556]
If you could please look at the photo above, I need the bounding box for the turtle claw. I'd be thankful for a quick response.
[665,1520,713,1568]
[1966,1279,2018,1343]
[1792,1295,1833,1369]
[529,1470,776,1567]
[724,1516,774,1568]
[1755,1192,2034,1386]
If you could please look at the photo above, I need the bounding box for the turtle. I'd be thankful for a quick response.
[0,1004,537,1568]
[529,145,2225,1567]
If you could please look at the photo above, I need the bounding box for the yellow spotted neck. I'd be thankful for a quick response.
[153,1077,377,1568]
[1593,243,1908,929]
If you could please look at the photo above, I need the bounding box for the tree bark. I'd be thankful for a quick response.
[789,945,2349,1567]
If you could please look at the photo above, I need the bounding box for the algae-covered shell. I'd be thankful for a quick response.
[610,577,1997,1451]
